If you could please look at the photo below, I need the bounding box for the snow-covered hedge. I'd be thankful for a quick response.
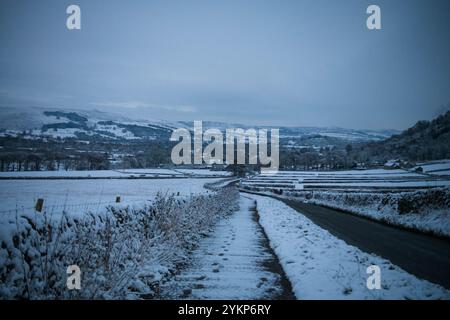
[285,188,450,237]
[0,187,239,299]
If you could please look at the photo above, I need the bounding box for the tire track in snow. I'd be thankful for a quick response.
[160,196,295,299]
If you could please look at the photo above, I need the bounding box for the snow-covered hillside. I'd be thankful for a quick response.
[0,106,181,141]
[0,106,398,142]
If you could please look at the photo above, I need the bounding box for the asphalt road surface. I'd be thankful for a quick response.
[283,199,450,290]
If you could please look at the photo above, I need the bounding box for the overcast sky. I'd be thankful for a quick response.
[0,0,449,129]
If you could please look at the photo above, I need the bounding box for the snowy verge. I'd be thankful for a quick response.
[284,188,450,238]
[247,194,450,300]
[0,188,239,299]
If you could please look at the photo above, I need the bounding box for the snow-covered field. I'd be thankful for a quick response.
[0,168,231,178]
[240,166,450,237]
[301,180,450,188]
[266,169,422,176]
[414,160,450,176]
[0,177,222,217]
[248,195,450,300]
[1,163,448,300]
[241,168,449,191]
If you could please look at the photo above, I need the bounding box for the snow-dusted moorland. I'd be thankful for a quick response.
[248,194,450,300]
[0,187,239,299]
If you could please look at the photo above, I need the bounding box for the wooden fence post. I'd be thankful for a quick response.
[35,198,44,212]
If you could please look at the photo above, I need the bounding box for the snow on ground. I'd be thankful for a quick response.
[160,196,293,299]
[40,128,81,139]
[435,170,450,176]
[95,124,139,140]
[0,170,141,178]
[173,169,232,176]
[303,180,450,188]
[283,189,450,238]
[0,168,231,178]
[247,194,450,300]
[0,178,221,217]
[413,160,450,175]
[241,167,450,237]
[243,168,446,191]
[0,188,240,299]
[263,169,423,177]
[204,178,240,190]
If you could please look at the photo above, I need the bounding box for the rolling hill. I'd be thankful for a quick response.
[0,106,397,144]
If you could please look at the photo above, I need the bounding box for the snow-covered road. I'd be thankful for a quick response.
[160,196,294,299]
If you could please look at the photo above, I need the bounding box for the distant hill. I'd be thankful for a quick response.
[0,106,397,145]
[0,106,178,141]
[5,105,447,171]
[355,111,450,162]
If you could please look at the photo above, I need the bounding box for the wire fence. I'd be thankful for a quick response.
[0,197,155,215]
[0,179,230,216]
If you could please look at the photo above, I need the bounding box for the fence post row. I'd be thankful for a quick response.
[23,196,124,214]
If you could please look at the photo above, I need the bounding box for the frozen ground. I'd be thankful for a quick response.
[160,196,293,299]
[0,178,221,217]
[247,194,450,300]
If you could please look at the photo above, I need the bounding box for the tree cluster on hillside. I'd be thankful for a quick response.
[277,111,450,170]
[348,111,450,164]
[0,136,173,171]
